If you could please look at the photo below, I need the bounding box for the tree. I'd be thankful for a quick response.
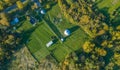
[101,40,108,47]
[113,53,120,66]
[80,15,90,24]
[0,5,3,11]
[4,0,17,6]
[0,13,9,26]
[4,0,12,5]
[16,1,24,10]
[66,0,75,5]
[45,4,50,9]
[5,35,15,45]
[105,62,114,70]
[0,1,4,11]
[95,48,107,56]
[82,41,95,53]
[97,29,105,36]
[103,24,109,31]
[116,25,120,30]
[0,48,4,60]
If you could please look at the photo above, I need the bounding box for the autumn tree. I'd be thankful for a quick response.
[4,0,17,6]
[66,0,75,5]
[16,1,24,10]
[0,1,4,11]
[4,0,12,5]
[0,13,9,26]
[95,48,107,56]
[5,35,15,45]
[82,41,95,53]
[101,40,108,47]
[97,29,105,36]
[80,15,90,24]
[116,25,120,30]
[113,53,120,66]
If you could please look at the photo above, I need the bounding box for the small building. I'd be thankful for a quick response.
[46,40,53,47]
[40,9,46,14]
[60,38,64,42]
[10,17,19,25]
[64,29,71,36]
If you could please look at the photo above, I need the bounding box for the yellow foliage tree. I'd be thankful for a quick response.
[103,24,109,31]
[5,35,14,45]
[4,0,12,5]
[0,5,3,11]
[116,25,120,30]
[0,13,9,26]
[0,1,3,10]
[97,29,105,35]
[95,48,107,56]
[46,4,50,9]
[16,1,24,10]
[83,41,95,53]
[80,15,90,24]
[101,40,108,47]
[114,53,120,66]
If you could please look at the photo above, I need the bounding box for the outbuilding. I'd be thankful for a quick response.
[46,40,53,47]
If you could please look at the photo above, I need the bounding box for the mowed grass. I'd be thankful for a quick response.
[18,21,55,60]
[27,22,56,60]
[18,4,89,62]
[96,0,120,15]
[46,4,89,62]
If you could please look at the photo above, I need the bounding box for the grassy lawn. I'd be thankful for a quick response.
[96,0,120,15]
[17,4,89,62]
[17,21,55,60]
[45,4,89,61]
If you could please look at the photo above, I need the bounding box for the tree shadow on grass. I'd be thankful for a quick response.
[64,26,80,41]
[43,15,63,39]
[19,24,41,63]
[69,26,80,33]
[18,25,39,49]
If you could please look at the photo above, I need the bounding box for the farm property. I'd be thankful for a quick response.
[18,4,89,62]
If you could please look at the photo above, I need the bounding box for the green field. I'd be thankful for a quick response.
[18,4,89,62]
[96,0,120,16]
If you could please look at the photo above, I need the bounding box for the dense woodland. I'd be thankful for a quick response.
[58,0,120,70]
[0,0,120,70]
